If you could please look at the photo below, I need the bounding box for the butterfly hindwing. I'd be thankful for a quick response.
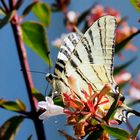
[54,33,80,77]
[46,32,81,95]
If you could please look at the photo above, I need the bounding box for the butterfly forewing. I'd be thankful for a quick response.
[63,16,116,92]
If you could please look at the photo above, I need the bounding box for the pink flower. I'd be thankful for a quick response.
[114,71,131,85]
[129,79,140,100]
[52,0,71,13]
[86,5,105,26]
[86,5,120,26]
[51,34,67,48]
[129,87,140,100]
[65,11,79,31]
[105,7,121,21]
[62,77,120,138]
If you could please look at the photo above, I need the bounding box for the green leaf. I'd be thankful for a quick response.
[22,2,37,17]
[54,97,64,107]
[21,21,52,65]
[131,123,140,139]
[0,99,26,112]
[27,135,32,140]
[104,93,120,122]
[0,115,24,140]
[0,10,16,29]
[32,88,45,101]
[16,99,26,111]
[86,125,104,140]
[115,30,140,54]
[32,2,51,26]
[130,0,140,12]
[114,57,137,75]
[101,125,130,140]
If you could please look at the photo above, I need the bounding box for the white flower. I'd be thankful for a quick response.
[51,34,66,48]
[38,96,64,120]
[51,38,62,48]
[66,11,78,23]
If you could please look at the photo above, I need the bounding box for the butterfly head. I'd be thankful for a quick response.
[46,73,54,83]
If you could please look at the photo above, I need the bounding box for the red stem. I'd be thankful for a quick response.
[8,1,46,139]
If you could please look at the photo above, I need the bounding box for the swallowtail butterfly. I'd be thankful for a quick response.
[46,15,140,123]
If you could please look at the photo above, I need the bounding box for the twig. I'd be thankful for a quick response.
[9,0,46,139]
[1,0,9,12]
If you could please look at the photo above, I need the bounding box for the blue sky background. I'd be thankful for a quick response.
[0,0,140,140]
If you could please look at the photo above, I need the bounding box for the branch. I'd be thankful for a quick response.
[1,0,9,12]
[9,1,46,139]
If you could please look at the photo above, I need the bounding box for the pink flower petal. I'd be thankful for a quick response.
[114,72,131,84]
[129,87,140,100]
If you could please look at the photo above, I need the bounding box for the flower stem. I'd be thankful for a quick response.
[8,1,46,139]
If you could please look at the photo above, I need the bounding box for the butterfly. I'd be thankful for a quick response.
[46,15,140,123]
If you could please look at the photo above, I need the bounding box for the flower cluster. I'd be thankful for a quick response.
[38,75,124,139]
[86,5,120,25]
[129,76,140,100]
[51,0,71,13]
[62,83,119,139]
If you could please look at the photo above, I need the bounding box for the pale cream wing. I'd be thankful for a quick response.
[62,15,116,92]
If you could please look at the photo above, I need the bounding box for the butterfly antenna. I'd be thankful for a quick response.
[20,69,46,75]
[74,26,83,37]
[45,82,50,96]
[44,51,52,96]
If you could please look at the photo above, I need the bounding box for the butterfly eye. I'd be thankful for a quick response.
[46,73,54,82]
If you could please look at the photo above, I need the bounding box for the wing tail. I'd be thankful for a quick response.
[115,105,140,123]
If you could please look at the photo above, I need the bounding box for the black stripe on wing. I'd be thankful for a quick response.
[91,65,104,84]
[97,20,105,55]
[69,59,98,91]
[81,37,94,63]
[73,51,82,63]
[88,29,94,46]
[54,60,65,75]
[54,33,80,76]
